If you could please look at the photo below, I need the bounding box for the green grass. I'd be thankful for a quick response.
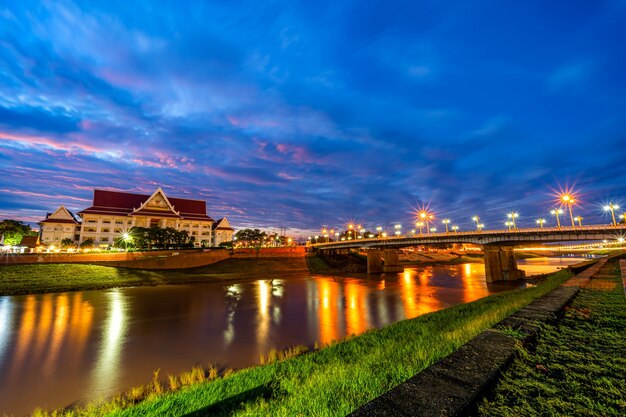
[0,258,311,295]
[31,269,573,417]
[477,260,626,417]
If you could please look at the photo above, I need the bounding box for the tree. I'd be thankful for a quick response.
[60,238,75,248]
[80,238,95,249]
[235,229,267,247]
[0,219,37,246]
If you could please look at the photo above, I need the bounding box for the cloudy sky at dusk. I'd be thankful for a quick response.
[1,0,625,236]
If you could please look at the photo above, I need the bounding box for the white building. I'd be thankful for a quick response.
[39,206,81,245]
[39,187,234,248]
[212,217,234,246]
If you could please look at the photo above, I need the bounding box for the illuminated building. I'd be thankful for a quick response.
[39,187,233,247]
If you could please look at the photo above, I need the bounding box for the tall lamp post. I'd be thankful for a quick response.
[472,216,480,231]
[574,216,583,227]
[506,212,519,229]
[442,219,450,233]
[551,208,563,228]
[561,194,575,227]
[536,218,545,229]
[451,225,459,232]
[603,203,620,226]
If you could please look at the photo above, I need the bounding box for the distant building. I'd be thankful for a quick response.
[16,235,41,253]
[39,206,81,245]
[212,218,234,246]
[37,187,235,248]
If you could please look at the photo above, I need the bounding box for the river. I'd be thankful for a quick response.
[0,256,590,415]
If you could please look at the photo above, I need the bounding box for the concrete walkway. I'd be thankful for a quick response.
[349,258,608,417]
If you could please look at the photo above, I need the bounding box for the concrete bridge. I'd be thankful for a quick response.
[311,225,626,282]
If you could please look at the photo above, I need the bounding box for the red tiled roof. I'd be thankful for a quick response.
[78,189,214,221]
[19,235,40,247]
[39,219,80,224]
[129,209,182,218]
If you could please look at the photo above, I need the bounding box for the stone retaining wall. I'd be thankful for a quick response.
[1,247,306,269]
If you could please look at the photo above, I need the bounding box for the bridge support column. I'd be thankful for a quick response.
[367,250,384,274]
[367,249,404,273]
[483,246,525,282]
[383,249,404,273]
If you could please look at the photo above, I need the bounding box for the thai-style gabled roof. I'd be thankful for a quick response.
[78,188,214,222]
[212,217,234,230]
[39,206,80,225]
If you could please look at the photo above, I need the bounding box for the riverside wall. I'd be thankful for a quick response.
[1,247,306,269]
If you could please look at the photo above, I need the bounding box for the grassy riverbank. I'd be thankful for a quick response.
[31,269,573,417]
[0,258,312,295]
[477,259,626,416]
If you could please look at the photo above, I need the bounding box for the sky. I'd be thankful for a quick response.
[1,0,626,237]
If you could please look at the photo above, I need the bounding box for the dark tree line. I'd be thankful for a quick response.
[119,227,196,250]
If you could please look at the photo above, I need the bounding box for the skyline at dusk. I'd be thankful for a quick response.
[2,1,626,236]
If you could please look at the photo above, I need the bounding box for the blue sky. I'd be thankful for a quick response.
[1,0,625,236]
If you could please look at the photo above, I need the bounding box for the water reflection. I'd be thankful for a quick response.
[89,290,127,398]
[0,257,589,416]
[0,297,11,362]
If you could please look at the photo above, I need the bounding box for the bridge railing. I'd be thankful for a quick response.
[311,224,626,247]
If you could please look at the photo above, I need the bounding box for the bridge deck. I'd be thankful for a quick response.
[312,225,626,250]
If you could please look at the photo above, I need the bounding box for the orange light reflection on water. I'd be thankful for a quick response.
[399,268,442,319]
[344,280,369,335]
[317,279,339,345]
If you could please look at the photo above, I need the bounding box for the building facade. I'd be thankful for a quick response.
[39,206,81,245]
[212,218,235,246]
[39,187,234,248]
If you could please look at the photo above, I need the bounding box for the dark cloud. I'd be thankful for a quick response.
[0,0,625,236]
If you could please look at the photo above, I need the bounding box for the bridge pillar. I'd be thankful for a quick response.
[383,249,404,273]
[367,249,404,273]
[367,250,384,274]
[483,246,525,282]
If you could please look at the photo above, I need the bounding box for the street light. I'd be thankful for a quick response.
[505,221,512,231]
[536,218,546,228]
[415,221,424,235]
[394,224,402,237]
[560,194,576,227]
[376,226,383,237]
[603,203,620,226]
[442,219,450,233]
[477,223,485,231]
[551,208,563,228]
[335,232,339,241]
[506,212,519,229]
[122,232,131,251]
[451,225,459,232]
[472,216,480,231]
[574,216,583,227]
[430,227,437,233]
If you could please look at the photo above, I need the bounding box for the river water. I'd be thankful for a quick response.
[0,257,589,415]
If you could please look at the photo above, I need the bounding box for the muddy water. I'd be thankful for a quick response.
[0,257,588,415]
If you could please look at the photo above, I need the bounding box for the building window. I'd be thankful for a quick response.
[115,221,123,225]
[101,237,109,242]
[103,220,111,224]
[183,223,190,227]
[87,219,96,223]
[114,228,122,233]
[102,228,110,233]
